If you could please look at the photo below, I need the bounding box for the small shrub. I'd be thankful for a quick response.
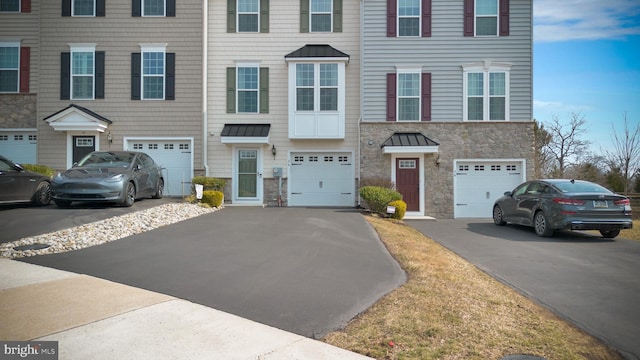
[192,176,226,192]
[201,190,224,207]
[359,186,402,214]
[21,164,55,178]
[388,200,407,220]
[360,176,395,189]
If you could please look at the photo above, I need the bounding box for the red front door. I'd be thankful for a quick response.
[396,158,419,212]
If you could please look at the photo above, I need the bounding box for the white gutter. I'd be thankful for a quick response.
[202,0,209,176]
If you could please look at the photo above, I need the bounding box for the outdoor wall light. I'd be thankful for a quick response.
[107,132,113,144]
[271,144,277,159]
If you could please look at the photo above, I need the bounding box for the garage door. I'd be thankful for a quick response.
[289,152,354,207]
[127,140,192,197]
[0,131,37,164]
[454,161,524,218]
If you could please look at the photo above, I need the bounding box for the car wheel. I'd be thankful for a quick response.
[121,182,136,207]
[493,205,506,226]
[152,178,164,199]
[32,181,52,206]
[54,199,72,207]
[534,211,554,237]
[599,229,620,239]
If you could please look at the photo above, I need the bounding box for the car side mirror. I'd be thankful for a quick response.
[504,191,512,197]
[13,163,25,172]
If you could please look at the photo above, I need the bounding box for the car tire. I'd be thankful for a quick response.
[599,229,620,239]
[152,178,164,199]
[534,211,554,237]
[121,182,136,207]
[32,181,52,206]
[54,199,72,207]
[493,205,507,226]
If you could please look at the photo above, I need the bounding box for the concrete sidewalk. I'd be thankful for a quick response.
[0,259,372,359]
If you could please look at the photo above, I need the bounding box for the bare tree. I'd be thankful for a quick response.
[603,113,640,195]
[544,112,590,178]
[533,120,553,178]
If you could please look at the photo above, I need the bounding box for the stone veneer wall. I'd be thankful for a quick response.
[360,121,535,218]
[0,94,37,128]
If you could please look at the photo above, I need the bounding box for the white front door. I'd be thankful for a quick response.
[234,148,263,205]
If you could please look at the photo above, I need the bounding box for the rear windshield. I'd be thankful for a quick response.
[77,152,134,167]
[554,182,611,194]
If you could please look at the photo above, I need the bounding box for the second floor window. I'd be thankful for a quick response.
[398,0,420,37]
[0,0,19,12]
[463,63,510,121]
[142,51,165,100]
[398,73,420,121]
[238,0,259,32]
[237,66,258,112]
[476,0,498,36]
[0,44,19,92]
[296,63,338,111]
[73,0,94,16]
[310,0,332,32]
[71,50,95,99]
[143,0,164,16]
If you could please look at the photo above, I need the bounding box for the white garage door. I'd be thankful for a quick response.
[0,131,37,164]
[289,152,354,207]
[454,161,524,218]
[127,140,192,197]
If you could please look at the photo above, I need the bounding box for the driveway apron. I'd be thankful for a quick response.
[407,218,640,360]
[20,207,406,339]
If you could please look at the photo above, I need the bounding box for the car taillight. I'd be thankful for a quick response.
[614,199,630,206]
[552,198,585,206]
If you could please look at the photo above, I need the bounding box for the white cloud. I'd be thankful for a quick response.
[534,0,640,42]
[533,100,592,115]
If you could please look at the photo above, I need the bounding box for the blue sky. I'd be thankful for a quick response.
[533,0,640,154]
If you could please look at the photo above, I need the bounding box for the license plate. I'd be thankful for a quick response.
[593,200,608,208]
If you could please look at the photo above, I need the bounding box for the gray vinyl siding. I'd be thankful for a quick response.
[362,0,532,122]
[36,0,204,170]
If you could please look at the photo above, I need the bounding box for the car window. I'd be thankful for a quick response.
[78,153,135,167]
[512,183,529,196]
[554,181,611,194]
[0,159,15,172]
[526,182,546,194]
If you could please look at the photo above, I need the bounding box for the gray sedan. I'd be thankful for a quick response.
[493,179,633,238]
[51,151,164,207]
[0,155,52,206]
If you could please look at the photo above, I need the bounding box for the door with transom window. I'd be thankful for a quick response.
[396,158,420,211]
[234,148,263,204]
[72,136,95,164]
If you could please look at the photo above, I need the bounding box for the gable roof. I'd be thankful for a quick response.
[43,104,112,132]
[285,44,350,61]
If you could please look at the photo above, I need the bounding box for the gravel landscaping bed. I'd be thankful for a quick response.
[1,203,220,259]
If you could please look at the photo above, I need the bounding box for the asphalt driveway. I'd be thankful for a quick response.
[19,207,406,339]
[407,219,640,360]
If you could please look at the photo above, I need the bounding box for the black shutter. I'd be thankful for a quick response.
[421,72,431,121]
[165,53,175,100]
[95,51,105,99]
[422,0,431,37]
[387,0,397,37]
[499,0,509,36]
[167,0,175,16]
[463,0,474,36]
[96,0,105,16]
[132,0,141,17]
[131,53,141,100]
[60,53,70,100]
[386,73,396,121]
[62,0,71,16]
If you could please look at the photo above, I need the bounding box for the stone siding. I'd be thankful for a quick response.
[360,122,535,218]
[0,94,37,129]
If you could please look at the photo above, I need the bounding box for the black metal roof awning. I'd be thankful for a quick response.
[381,132,439,154]
[285,44,350,62]
[220,124,271,144]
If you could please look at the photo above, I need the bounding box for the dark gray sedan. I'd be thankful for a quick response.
[51,151,164,207]
[0,155,52,206]
[493,179,633,238]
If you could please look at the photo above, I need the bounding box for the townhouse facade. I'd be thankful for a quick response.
[359,0,534,218]
[1,0,533,218]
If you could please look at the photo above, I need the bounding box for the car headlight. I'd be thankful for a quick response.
[106,174,124,182]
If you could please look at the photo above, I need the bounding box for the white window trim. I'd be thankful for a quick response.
[310,0,333,33]
[0,41,20,93]
[462,62,511,121]
[474,0,499,37]
[397,0,421,37]
[142,0,166,17]
[72,0,96,16]
[0,0,21,12]
[69,43,96,100]
[235,61,260,113]
[237,0,260,33]
[396,66,422,122]
[140,44,167,101]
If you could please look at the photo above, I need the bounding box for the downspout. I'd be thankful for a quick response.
[202,0,209,176]
[357,0,364,207]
